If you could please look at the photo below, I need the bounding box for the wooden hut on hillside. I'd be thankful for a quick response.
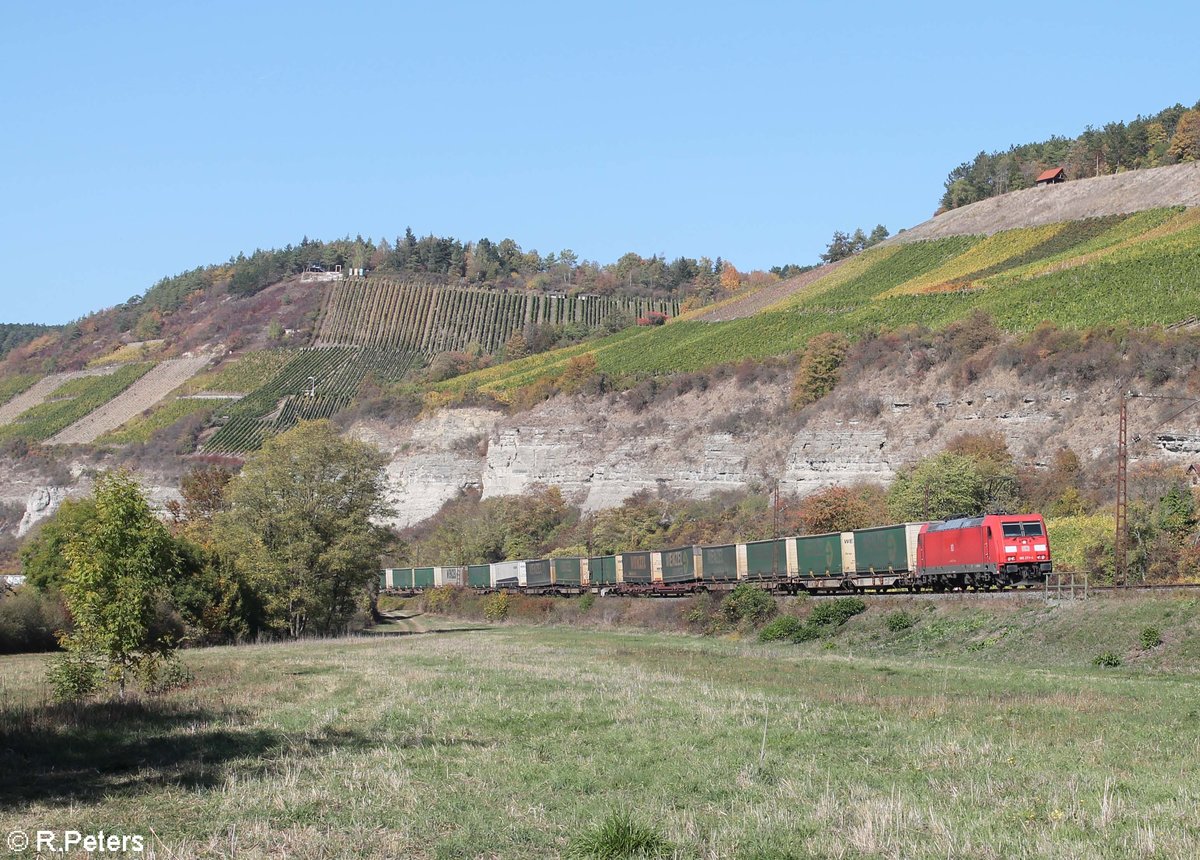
[1036,167,1066,186]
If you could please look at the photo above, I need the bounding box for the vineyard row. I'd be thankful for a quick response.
[203,347,425,452]
[315,278,680,353]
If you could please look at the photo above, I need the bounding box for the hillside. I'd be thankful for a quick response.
[1,158,1199,567]
[436,204,1200,398]
[938,99,1200,210]
[904,161,1200,241]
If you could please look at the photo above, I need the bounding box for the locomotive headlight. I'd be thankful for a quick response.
[1006,555,1015,561]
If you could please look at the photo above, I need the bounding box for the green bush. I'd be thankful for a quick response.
[0,588,65,653]
[789,622,822,643]
[884,610,916,632]
[47,651,103,703]
[425,585,456,613]
[809,597,867,627]
[483,592,510,622]
[1140,626,1163,649]
[721,584,777,626]
[565,811,672,859]
[578,592,596,612]
[1092,651,1123,668]
[758,615,805,642]
[140,657,195,694]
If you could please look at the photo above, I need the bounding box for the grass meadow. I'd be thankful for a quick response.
[2,597,1199,859]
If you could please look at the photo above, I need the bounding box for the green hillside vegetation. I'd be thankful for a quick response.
[437,208,1200,400]
[940,100,1200,209]
[0,364,154,445]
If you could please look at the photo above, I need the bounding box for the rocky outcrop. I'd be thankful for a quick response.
[17,486,70,537]
[353,361,1194,530]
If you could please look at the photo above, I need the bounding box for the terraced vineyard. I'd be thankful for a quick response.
[0,363,155,444]
[438,207,1200,399]
[0,374,39,410]
[203,347,425,452]
[316,278,679,353]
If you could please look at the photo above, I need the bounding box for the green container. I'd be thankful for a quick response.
[395,568,414,589]
[527,559,552,587]
[700,545,738,581]
[621,551,652,584]
[413,567,434,589]
[589,555,617,585]
[853,525,909,573]
[659,546,696,583]
[379,570,388,590]
[795,533,842,577]
[467,564,491,588]
[745,539,787,579]
[552,557,582,586]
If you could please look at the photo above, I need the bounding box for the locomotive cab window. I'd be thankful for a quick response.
[1021,522,1044,536]
[1002,523,1023,538]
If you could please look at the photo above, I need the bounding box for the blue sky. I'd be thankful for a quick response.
[1,1,1197,324]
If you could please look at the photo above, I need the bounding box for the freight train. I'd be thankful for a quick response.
[381,513,1052,596]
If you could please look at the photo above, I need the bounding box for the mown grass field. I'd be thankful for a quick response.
[2,595,1198,859]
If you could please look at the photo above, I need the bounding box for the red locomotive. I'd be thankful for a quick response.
[916,514,1052,589]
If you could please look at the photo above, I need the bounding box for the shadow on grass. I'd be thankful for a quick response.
[366,626,500,637]
[0,698,379,809]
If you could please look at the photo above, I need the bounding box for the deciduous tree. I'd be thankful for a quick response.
[53,472,182,699]
[217,421,393,638]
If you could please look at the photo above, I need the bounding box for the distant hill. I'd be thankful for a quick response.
[941,100,1200,210]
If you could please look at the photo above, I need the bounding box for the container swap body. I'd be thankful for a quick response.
[618,551,653,584]
[589,555,617,586]
[795,533,842,577]
[743,539,789,580]
[491,560,527,588]
[700,544,738,581]
[467,564,491,588]
[413,567,435,589]
[433,566,465,587]
[659,546,699,583]
[526,559,552,588]
[389,568,414,589]
[551,557,583,586]
[849,524,924,574]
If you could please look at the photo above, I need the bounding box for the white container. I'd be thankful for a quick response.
[490,560,527,587]
[433,566,466,587]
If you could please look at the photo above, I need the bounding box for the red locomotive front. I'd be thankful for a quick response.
[917,514,1051,589]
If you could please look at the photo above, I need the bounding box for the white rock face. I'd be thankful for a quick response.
[359,363,1193,529]
[352,408,498,529]
[18,486,70,537]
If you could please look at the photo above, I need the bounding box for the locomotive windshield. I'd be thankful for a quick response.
[1002,521,1044,537]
